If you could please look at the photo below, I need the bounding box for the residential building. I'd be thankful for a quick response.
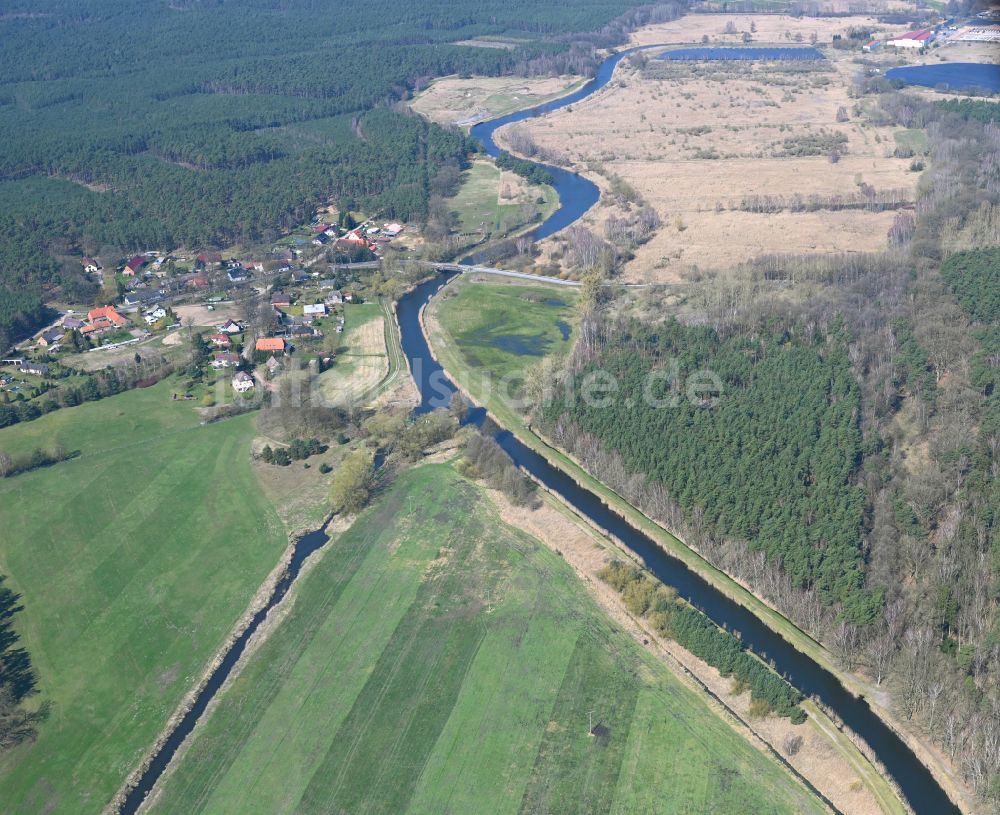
[255,337,286,353]
[20,361,49,376]
[303,303,326,317]
[123,255,145,276]
[37,328,64,348]
[232,371,255,392]
[87,306,128,328]
[211,352,240,368]
[143,307,168,325]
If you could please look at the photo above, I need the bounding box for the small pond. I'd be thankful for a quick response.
[886,62,1000,94]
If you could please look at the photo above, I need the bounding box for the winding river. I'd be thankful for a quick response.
[427,45,961,815]
[118,45,961,815]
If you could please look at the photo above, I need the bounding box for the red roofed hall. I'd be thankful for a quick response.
[255,337,286,353]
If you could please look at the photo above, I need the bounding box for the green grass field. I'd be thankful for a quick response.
[426,279,910,815]
[148,462,827,815]
[433,277,575,399]
[894,128,929,155]
[0,380,289,814]
[450,160,557,238]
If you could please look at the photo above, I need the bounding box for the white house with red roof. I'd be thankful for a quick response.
[887,30,933,48]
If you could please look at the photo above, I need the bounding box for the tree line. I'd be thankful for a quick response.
[600,561,806,722]
[0,575,48,752]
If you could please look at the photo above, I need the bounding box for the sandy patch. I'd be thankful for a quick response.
[174,302,241,328]
[487,486,890,815]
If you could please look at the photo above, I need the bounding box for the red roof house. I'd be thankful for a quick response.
[123,255,145,276]
[256,337,286,353]
[87,306,128,328]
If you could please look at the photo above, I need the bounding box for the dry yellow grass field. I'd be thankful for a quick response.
[410,74,583,126]
[626,12,908,47]
[317,316,387,407]
[495,14,921,282]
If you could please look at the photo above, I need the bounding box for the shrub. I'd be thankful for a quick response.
[783,733,804,755]
[329,448,374,515]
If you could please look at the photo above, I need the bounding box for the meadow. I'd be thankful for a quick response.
[147,462,828,815]
[316,302,389,407]
[444,160,557,245]
[430,277,575,403]
[0,380,289,814]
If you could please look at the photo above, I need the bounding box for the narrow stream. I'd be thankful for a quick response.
[117,525,331,814]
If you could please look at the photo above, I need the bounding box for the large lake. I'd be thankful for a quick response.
[658,46,825,61]
[886,62,1000,93]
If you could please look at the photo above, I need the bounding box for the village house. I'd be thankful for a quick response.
[271,291,291,307]
[232,371,255,392]
[20,361,49,376]
[218,319,243,334]
[211,352,240,368]
[123,255,145,277]
[325,290,344,305]
[382,222,403,237]
[286,325,316,339]
[37,328,64,348]
[197,252,223,267]
[302,303,326,317]
[122,288,163,307]
[256,337,286,354]
[143,306,168,325]
[227,268,249,283]
[208,333,231,347]
[86,306,129,331]
[62,316,85,330]
[265,355,281,375]
[81,258,100,273]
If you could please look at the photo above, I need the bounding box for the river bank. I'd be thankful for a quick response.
[400,266,965,815]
